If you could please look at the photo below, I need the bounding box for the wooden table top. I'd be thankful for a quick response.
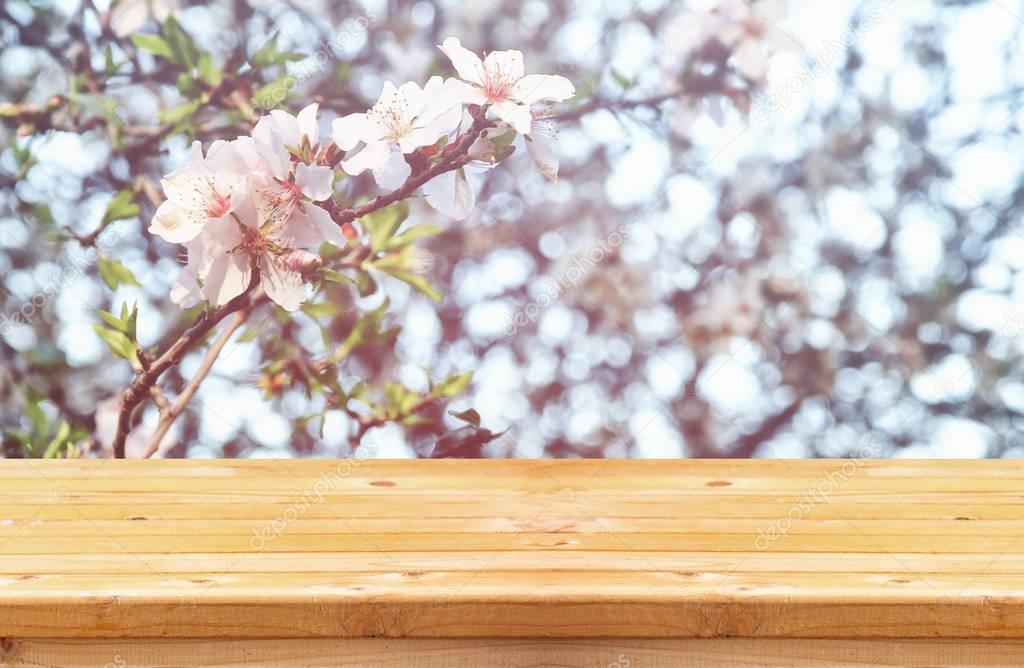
[1,459,1023,639]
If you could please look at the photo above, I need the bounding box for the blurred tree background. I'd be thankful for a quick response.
[1,0,1022,459]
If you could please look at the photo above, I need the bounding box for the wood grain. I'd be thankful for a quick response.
[4,638,1024,668]
[0,459,1022,641]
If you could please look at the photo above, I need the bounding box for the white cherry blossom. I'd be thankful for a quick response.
[149,140,246,244]
[154,105,345,311]
[438,37,575,134]
[196,192,336,311]
[420,113,503,220]
[234,104,343,245]
[331,77,463,190]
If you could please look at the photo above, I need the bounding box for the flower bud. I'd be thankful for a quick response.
[282,249,323,274]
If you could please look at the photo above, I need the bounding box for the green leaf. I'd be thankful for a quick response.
[301,301,341,319]
[435,371,473,398]
[130,33,174,60]
[388,271,443,303]
[101,302,140,341]
[250,34,304,68]
[103,46,122,76]
[449,408,481,429]
[364,201,409,251]
[101,190,139,225]
[329,299,393,363]
[251,34,280,68]
[156,99,201,125]
[125,302,138,340]
[98,258,141,291]
[97,309,127,333]
[43,420,71,459]
[25,399,48,439]
[382,224,443,251]
[197,53,222,86]
[322,269,357,284]
[252,76,292,110]
[176,72,199,97]
[93,324,140,365]
[161,16,199,68]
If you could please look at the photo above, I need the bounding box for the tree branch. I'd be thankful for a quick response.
[318,108,492,227]
[141,306,253,458]
[111,280,264,458]
[553,90,683,123]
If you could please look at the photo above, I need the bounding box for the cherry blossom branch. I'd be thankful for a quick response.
[141,306,253,458]
[111,280,265,458]
[318,108,492,228]
[553,90,684,123]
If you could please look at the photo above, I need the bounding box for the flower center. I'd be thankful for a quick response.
[256,179,302,227]
[483,65,517,101]
[205,190,231,218]
[369,96,412,141]
[239,226,270,256]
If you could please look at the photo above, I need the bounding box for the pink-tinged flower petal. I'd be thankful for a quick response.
[418,76,458,122]
[397,122,449,154]
[296,103,320,147]
[169,237,203,307]
[438,37,486,86]
[372,147,412,190]
[491,99,533,134]
[199,214,244,256]
[201,252,252,307]
[440,78,489,107]
[251,113,296,180]
[230,136,268,172]
[394,80,426,117]
[170,266,201,308]
[482,48,525,87]
[526,132,559,182]
[268,205,330,248]
[149,200,203,244]
[340,139,391,176]
[510,74,575,105]
[423,168,475,221]
[304,203,347,247]
[260,255,306,311]
[332,113,385,151]
[295,163,334,202]
[170,239,204,308]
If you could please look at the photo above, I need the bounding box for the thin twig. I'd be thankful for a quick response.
[111,280,263,458]
[142,306,253,458]
[552,90,683,123]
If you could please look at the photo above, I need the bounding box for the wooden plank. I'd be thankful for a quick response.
[4,638,1024,668]
[0,460,1022,640]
